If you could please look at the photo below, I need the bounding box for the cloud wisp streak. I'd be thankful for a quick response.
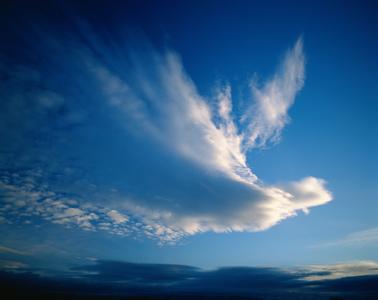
[244,38,305,149]
[0,17,332,243]
[316,227,378,248]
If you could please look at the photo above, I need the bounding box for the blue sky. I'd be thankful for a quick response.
[0,1,378,297]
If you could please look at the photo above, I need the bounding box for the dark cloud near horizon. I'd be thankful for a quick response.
[1,260,378,299]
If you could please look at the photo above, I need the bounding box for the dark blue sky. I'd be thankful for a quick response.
[0,1,377,297]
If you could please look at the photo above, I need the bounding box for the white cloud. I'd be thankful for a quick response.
[107,210,128,224]
[243,38,305,149]
[302,261,378,281]
[120,176,331,235]
[87,37,331,237]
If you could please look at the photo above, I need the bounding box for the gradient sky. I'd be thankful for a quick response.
[0,0,377,286]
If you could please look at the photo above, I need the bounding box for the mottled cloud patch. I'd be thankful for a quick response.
[0,170,185,244]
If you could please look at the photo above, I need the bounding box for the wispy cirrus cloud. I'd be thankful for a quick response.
[317,227,378,248]
[243,38,305,149]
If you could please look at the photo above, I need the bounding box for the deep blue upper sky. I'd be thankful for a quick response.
[0,0,377,286]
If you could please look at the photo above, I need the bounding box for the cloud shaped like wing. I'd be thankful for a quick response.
[86,37,332,235]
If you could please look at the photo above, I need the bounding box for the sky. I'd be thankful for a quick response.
[0,0,377,298]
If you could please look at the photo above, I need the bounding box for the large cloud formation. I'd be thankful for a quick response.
[86,37,332,236]
[0,15,332,243]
